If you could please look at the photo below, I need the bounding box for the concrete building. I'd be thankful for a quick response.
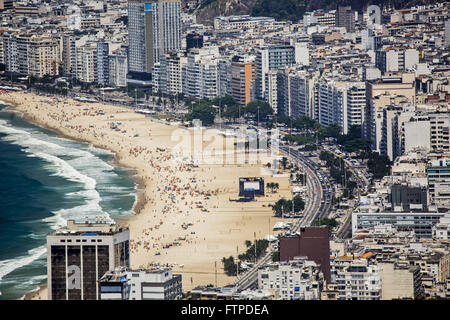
[258,257,324,300]
[429,112,450,152]
[75,44,97,83]
[61,34,79,77]
[127,0,181,79]
[265,70,278,113]
[375,49,419,73]
[230,55,253,106]
[286,70,316,120]
[352,211,445,239]
[336,6,355,33]
[2,33,60,78]
[46,219,130,300]
[255,45,295,102]
[303,10,336,27]
[109,50,128,87]
[363,75,415,148]
[96,42,109,86]
[427,156,450,210]
[182,46,220,100]
[379,262,424,300]
[99,266,182,300]
[214,15,275,30]
[432,213,450,240]
[334,258,381,300]
[403,118,431,153]
[361,29,382,51]
[279,227,331,284]
[390,184,428,212]
[0,0,13,11]
[156,51,186,95]
[316,80,365,134]
[445,19,450,47]
[186,32,203,50]
[294,42,309,66]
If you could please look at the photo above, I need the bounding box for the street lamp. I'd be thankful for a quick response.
[257,105,260,125]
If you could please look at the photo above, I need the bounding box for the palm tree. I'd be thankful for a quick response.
[274,183,279,193]
[281,157,288,170]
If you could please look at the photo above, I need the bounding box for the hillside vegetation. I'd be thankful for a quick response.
[194,0,442,25]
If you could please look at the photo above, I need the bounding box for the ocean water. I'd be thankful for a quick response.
[0,103,137,300]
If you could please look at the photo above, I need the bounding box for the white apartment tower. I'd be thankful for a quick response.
[316,80,365,134]
[47,220,130,300]
[127,0,181,77]
[258,257,324,300]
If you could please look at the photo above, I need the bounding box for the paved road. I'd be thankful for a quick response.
[234,144,334,291]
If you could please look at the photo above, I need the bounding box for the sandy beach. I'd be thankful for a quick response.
[1,90,293,299]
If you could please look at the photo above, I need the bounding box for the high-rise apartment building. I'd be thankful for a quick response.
[427,156,450,210]
[182,46,220,100]
[97,42,110,86]
[99,267,182,300]
[336,6,355,33]
[2,33,60,78]
[127,0,181,79]
[375,49,419,73]
[0,0,13,11]
[287,71,316,120]
[316,80,365,134]
[279,227,331,284]
[363,74,416,148]
[230,55,253,106]
[258,257,324,300]
[444,20,450,47]
[255,45,295,102]
[379,262,424,300]
[75,44,97,83]
[46,220,130,300]
[109,49,128,87]
[334,258,381,300]
[429,112,450,152]
[61,34,79,77]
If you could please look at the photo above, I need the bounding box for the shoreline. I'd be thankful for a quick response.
[2,98,147,300]
[5,103,149,221]
[1,90,292,299]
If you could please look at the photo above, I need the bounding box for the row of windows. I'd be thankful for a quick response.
[60,239,102,243]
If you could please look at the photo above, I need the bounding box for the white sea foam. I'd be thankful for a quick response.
[42,212,67,231]
[35,152,97,189]
[0,116,135,295]
[0,246,47,281]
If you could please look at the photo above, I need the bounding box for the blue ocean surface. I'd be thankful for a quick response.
[0,103,137,300]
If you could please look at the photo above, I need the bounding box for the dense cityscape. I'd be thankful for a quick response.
[0,0,449,304]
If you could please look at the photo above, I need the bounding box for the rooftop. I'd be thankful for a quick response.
[50,219,128,236]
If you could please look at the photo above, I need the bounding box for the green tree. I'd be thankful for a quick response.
[272,195,304,217]
[316,218,339,234]
[245,100,273,121]
[272,251,280,262]
[186,101,216,126]
[280,157,288,170]
[221,256,240,276]
[273,182,279,193]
